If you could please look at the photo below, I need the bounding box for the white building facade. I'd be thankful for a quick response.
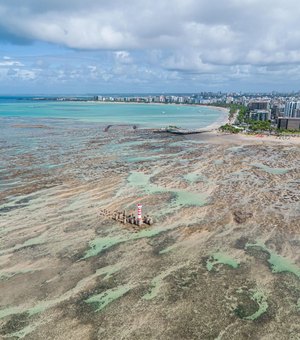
[284,101,300,117]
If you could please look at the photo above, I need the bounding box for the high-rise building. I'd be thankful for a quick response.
[284,101,300,117]
[248,101,269,111]
[249,110,271,121]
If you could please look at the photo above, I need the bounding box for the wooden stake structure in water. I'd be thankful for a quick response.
[99,207,153,227]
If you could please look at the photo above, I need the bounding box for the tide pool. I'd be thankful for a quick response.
[246,241,300,278]
[127,171,207,208]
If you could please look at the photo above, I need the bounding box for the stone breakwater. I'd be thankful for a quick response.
[0,118,299,339]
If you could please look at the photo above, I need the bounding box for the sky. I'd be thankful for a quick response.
[0,0,300,94]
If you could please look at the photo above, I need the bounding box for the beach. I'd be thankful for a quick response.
[201,106,230,129]
[0,116,299,339]
[90,101,231,130]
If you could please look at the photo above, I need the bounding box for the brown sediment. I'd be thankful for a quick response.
[0,124,299,339]
[11,124,52,129]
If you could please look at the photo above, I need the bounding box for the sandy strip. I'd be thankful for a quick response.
[202,107,230,130]
[208,130,300,145]
[236,133,300,144]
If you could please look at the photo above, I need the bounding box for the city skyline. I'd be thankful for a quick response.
[1,0,300,94]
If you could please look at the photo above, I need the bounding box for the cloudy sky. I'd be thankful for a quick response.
[0,0,300,94]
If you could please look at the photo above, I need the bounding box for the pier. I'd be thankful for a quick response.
[104,124,138,132]
[153,126,210,135]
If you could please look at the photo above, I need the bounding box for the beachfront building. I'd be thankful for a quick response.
[248,101,270,111]
[284,101,300,118]
[249,110,271,121]
[271,105,282,120]
[159,95,166,103]
[278,117,300,130]
[226,96,234,104]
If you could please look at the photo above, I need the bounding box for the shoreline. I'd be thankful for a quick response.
[200,106,229,130]
[208,129,300,145]
[1,104,299,339]
[22,99,231,131]
[87,100,230,130]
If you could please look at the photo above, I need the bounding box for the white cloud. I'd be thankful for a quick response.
[1,1,300,91]
[114,51,133,65]
[6,67,38,80]
[0,1,299,65]
[0,59,24,67]
[0,55,40,81]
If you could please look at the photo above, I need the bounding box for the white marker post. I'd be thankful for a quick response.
[137,204,142,226]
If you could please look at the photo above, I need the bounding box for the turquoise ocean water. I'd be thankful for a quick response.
[0,97,223,203]
[0,98,222,129]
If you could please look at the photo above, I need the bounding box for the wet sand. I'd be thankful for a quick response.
[0,120,299,339]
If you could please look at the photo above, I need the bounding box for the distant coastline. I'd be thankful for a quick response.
[87,101,230,130]
[77,101,230,130]
[0,97,229,130]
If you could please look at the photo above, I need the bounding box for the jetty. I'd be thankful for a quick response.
[154,126,210,135]
[104,124,138,132]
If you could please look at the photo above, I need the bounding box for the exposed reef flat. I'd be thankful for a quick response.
[0,118,299,339]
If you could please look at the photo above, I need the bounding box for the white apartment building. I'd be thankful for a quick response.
[284,101,300,117]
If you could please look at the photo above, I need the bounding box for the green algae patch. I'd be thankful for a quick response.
[214,159,224,165]
[0,298,56,320]
[245,290,268,320]
[85,285,132,312]
[126,155,162,163]
[95,264,121,281]
[269,253,300,277]
[246,241,300,278]
[183,173,203,183]
[0,269,36,281]
[297,298,300,311]
[235,288,268,321]
[128,171,208,208]
[27,264,122,316]
[6,324,38,339]
[83,225,180,259]
[83,236,125,259]
[133,227,165,239]
[159,244,177,255]
[0,306,24,320]
[18,235,45,248]
[142,266,182,300]
[0,264,122,319]
[143,275,164,300]
[0,234,46,256]
[252,163,289,175]
[173,189,207,207]
[27,303,49,316]
[128,171,152,187]
[206,253,240,271]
